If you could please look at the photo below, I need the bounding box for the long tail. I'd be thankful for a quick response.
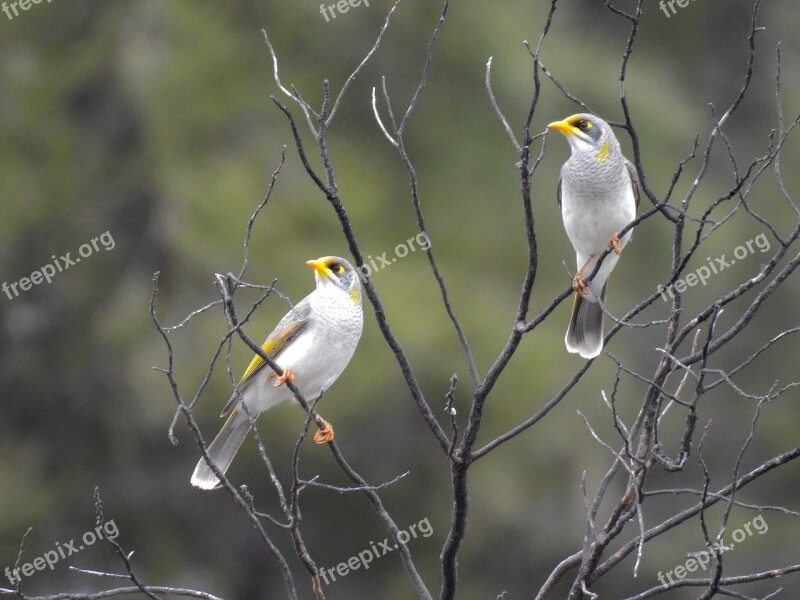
[565,282,608,359]
[191,408,252,490]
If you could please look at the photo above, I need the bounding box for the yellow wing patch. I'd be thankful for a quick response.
[239,339,276,383]
[220,316,308,417]
[237,317,306,387]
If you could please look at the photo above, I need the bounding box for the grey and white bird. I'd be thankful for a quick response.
[191,256,364,489]
[547,114,639,359]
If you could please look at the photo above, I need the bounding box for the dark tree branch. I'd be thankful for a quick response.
[147,1,800,598]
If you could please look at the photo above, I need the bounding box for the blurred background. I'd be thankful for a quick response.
[1,0,799,598]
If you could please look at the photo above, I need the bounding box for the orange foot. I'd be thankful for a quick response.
[609,232,623,255]
[313,419,335,444]
[573,253,595,295]
[274,367,295,387]
[572,272,590,295]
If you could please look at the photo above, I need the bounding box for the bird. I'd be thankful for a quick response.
[547,113,639,359]
[191,256,364,489]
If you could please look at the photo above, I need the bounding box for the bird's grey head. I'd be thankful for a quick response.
[307,256,362,303]
[547,113,619,159]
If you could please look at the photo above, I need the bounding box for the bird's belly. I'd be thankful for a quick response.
[278,332,349,395]
[562,187,635,264]
[248,321,359,411]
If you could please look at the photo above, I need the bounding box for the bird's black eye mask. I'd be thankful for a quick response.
[571,118,602,141]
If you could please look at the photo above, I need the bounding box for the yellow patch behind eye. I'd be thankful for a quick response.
[596,140,610,161]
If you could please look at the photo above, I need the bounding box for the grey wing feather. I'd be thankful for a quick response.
[266,298,313,347]
[624,158,640,210]
[556,177,562,208]
[220,298,313,417]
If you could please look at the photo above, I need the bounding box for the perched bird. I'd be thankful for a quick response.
[547,114,639,359]
[191,256,364,489]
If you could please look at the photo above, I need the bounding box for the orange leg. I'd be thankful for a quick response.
[273,367,295,387]
[313,419,334,444]
[572,254,595,295]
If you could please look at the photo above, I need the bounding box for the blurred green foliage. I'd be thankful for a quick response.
[1,0,799,598]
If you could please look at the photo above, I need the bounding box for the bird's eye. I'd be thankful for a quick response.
[331,263,343,274]
[577,120,591,130]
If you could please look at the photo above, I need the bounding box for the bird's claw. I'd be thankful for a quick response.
[573,253,595,295]
[274,367,295,387]
[313,420,334,444]
[572,273,590,295]
[609,233,623,255]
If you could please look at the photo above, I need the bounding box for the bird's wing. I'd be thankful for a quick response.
[220,299,312,417]
[556,177,562,208]
[624,158,641,210]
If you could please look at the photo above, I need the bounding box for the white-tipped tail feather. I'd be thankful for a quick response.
[191,408,252,490]
[565,283,607,360]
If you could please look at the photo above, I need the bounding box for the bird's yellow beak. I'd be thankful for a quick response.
[547,119,578,136]
[306,258,330,275]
